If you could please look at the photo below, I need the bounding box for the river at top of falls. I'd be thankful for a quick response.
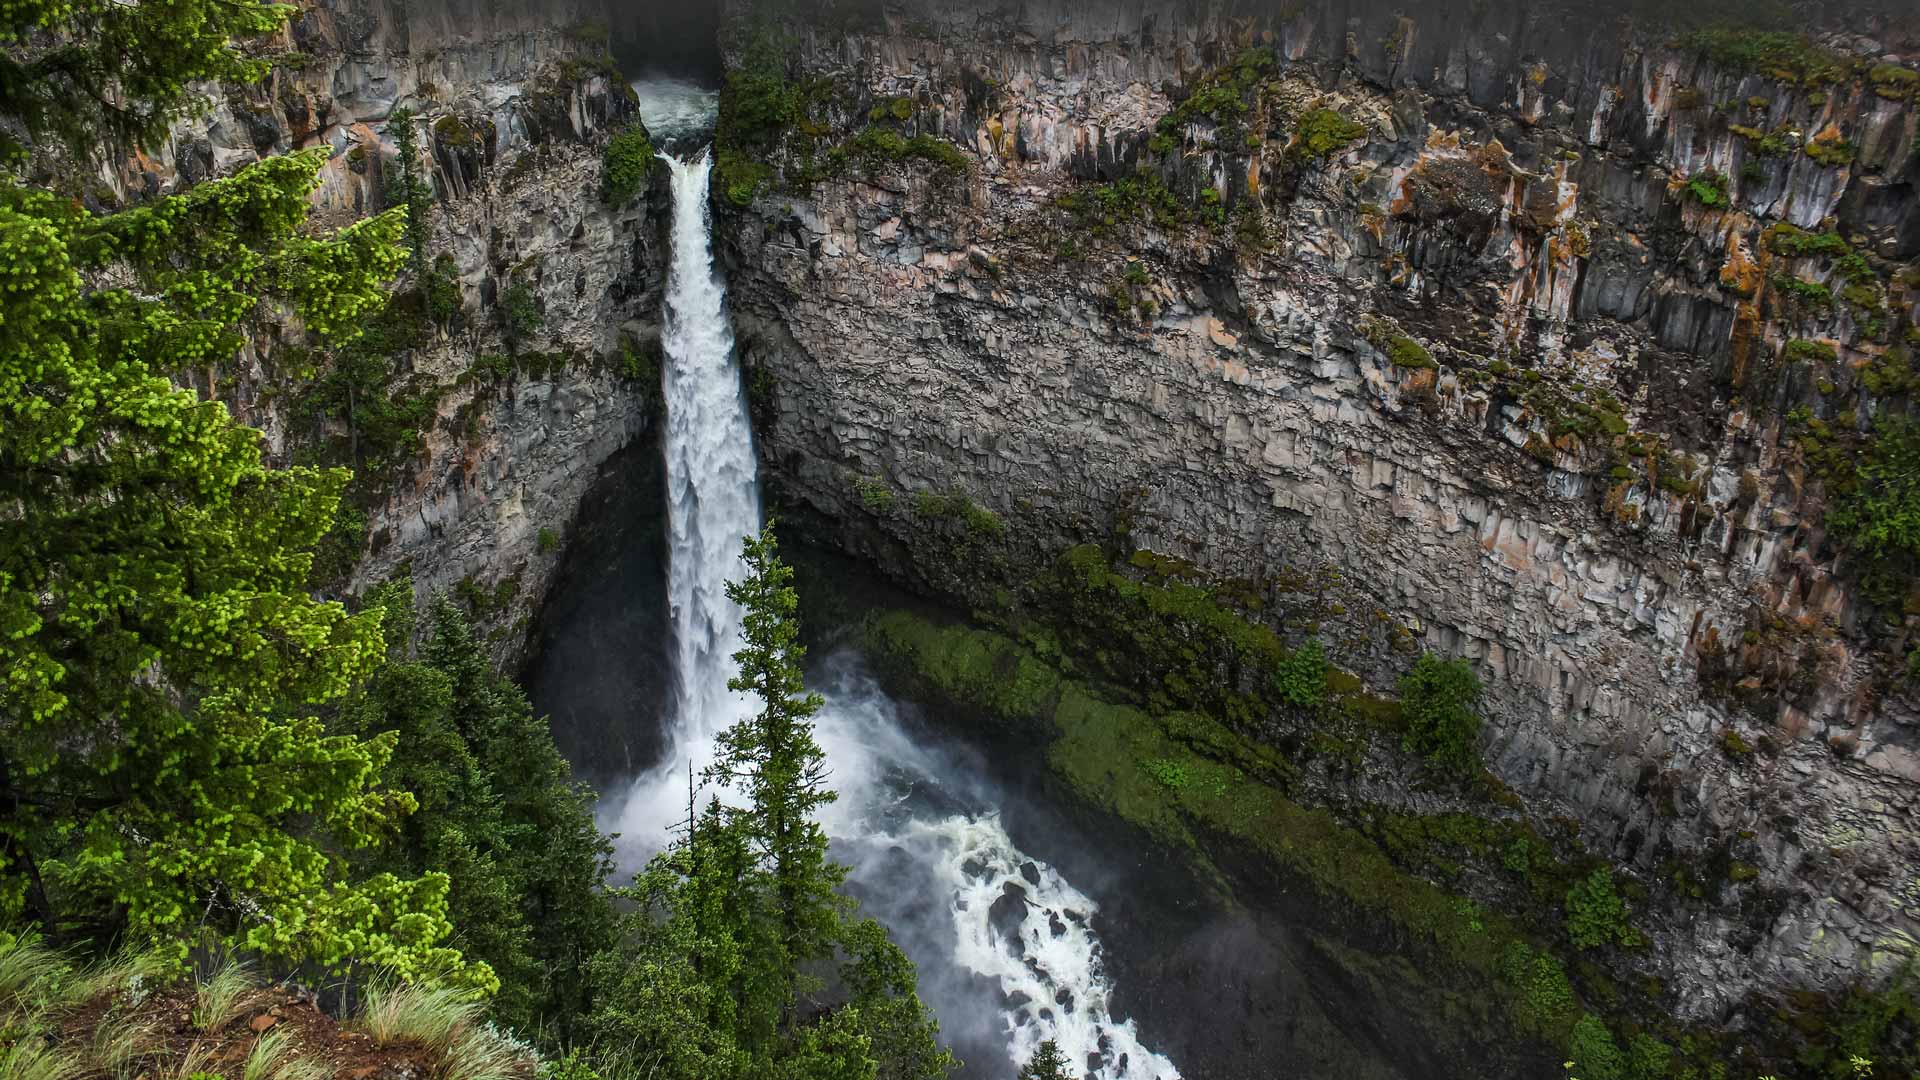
[603,85,1180,1080]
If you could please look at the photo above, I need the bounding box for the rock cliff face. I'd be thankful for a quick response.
[114,0,665,660]
[715,0,1920,1009]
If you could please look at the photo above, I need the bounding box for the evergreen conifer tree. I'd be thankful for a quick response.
[0,0,472,982]
[588,525,955,1080]
[1017,1040,1073,1080]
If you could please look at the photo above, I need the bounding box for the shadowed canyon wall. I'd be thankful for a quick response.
[97,0,668,662]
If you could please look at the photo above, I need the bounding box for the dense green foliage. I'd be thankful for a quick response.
[0,122,474,978]
[1398,653,1484,773]
[601,126,656,206]
[1684,170,1732,208]
[1825,414,1920,571]
[293,287,446,495]
[0,0,287,158]
[1569,1014,1628,1080]
[0,0,507,1005]
[340,596,617,1038]
[1150,47,1273,151]
[714,18,798,206]
[585,528,955,1080]
[1270,638,1330,708]
[1289,109,1368,161]
[1564,869,1635,950]
[1677,26,1852,87]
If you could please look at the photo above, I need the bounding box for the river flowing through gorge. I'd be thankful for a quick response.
[594,79,1181,1080]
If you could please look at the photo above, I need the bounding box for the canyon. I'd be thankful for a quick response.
[116,0,1920,1070]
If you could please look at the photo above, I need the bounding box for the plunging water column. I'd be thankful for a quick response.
[611,80,1179,1078]
[660,151,760,738]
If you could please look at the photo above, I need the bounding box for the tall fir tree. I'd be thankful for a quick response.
[588,525,955,1080]
[0,0,474,983]
[1018,1040,1072,1080]
[339,596,618,1035]
[707,526,842,1025]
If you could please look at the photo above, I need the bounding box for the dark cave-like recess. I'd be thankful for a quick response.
[609,3,723,80]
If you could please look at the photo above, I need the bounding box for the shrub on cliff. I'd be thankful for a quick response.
[600,126,656,205]
[1824,412,1920,605]
[1565,868,1635,950]
[1289,108,1368,161]
[1398,653,1484,773]
[1271,639,1331,709]
[1567,1014,1626,1080]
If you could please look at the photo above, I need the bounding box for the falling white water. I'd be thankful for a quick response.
[607,84,1180,1079]
[606,148,761,851]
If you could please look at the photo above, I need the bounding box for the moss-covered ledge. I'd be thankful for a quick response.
[855,539,1920,1080]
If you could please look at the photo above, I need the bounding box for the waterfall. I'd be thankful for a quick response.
[659,150,761,740]
[612,80,1180,1078]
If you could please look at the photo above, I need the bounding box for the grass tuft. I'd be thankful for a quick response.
[0,1039,83,1080]
[359,981,484,1053]
[190,957,254,1032]
[441,1024,533,1080]
[0,932,80,1016]
[245,1027,330,1080]
[89,1010,159,1080]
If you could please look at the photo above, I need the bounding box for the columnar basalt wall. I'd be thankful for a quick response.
[96,0,666,661]
[717,0,1920,1009]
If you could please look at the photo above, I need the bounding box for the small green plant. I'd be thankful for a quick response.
[867,96,915,123]
[1271,639,1330,708]
[1678,27,1852,87]
[424,253,463,324]
[1684,170,1731,208]
[441,1023,531,1080]
[854,476,895,513]
[601,126,656,205]
[1805,133,1856,167]
[1290,108,1367,160]
[1767,223,1849,258]
[244,1027,329,1080]
[190,958,252,1032]
[837,127,969,178]
[1720,727,1754,759]
[1140,757,1191,790]
[1398,653,1482,773]
[537,528,560,554]
[1783,339,1837,364]
[1568,1014,1627,1080]
[1385,334,1436,369]
[1774,274,1833,314]
[540,1050,605,1080]
[498,281,542,349]
[618,343,657,385]
[962,502,1004,538]
[1500,941,1577,1034]
[1565,868,1634,949]
[1626,1035,1672,1080]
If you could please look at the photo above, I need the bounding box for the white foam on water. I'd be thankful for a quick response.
[630,76,721,143]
